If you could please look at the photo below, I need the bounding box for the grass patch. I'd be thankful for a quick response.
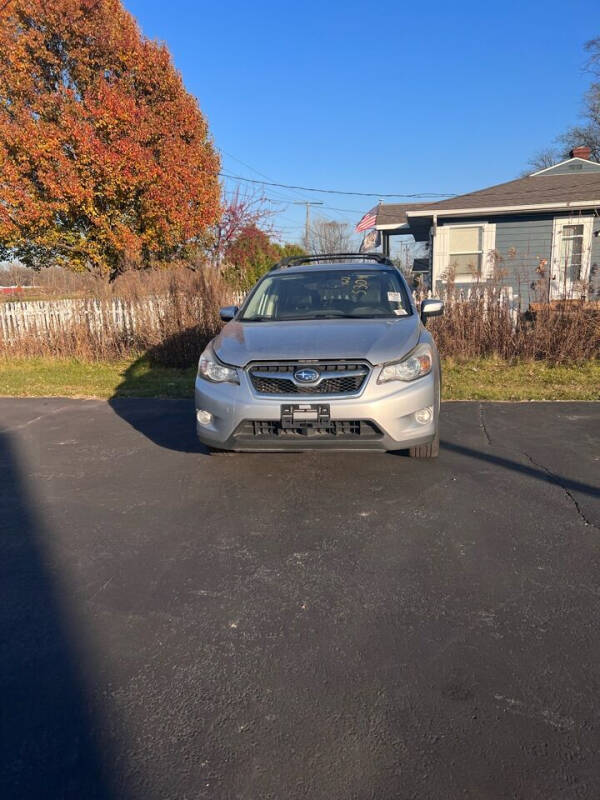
[0,356,598,401]
[443,358,600,401]
[0,356,196,399]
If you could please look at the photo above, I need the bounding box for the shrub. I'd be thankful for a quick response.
[0,267,231,366]
[1,267,598,367]
[423,285,599,363]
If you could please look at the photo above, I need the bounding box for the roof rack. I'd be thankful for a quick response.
[270,252,394,270]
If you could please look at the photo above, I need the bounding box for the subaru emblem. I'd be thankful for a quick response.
[294,367,320,384]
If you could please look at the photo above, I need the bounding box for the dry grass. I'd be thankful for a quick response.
[1,267,598,367]
[423,284,600,363]
[1,267,230,367]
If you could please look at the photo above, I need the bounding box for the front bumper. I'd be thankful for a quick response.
[195,367,439,451]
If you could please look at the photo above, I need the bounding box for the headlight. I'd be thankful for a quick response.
[197,345,239,384]
[378,344,432,383]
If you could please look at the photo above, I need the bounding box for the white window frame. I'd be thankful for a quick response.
[432,222,496,284]
[550,215,593,298]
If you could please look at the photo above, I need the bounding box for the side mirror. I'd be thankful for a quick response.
[420,298,444,324]
[219,305,238,322]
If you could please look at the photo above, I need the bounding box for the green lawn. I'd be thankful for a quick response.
[0,356,598,401]
[0,357,196,399]
[442,358,600,401]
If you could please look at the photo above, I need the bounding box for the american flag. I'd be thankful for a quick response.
[355,206,378,232]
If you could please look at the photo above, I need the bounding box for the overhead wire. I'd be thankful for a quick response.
[219,171,455,199]
[218,155,454,241]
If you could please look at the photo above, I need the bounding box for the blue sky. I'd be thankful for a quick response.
[125,0,597,244]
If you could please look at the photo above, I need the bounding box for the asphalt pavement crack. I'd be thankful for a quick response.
[478,403,492,446]
[522,450,598,531]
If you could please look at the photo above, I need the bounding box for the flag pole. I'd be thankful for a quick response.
[378,199,390,258]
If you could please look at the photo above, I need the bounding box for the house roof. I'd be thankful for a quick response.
[375,159,600,229]
[376,202,432,227]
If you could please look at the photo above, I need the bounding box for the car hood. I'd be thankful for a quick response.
[212,316,421,367]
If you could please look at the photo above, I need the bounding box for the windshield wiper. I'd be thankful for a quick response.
[243,312,399,321]
[283,312,397,320]
[279,312,355,320]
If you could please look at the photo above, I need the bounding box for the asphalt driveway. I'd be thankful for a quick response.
[1,398,599,800]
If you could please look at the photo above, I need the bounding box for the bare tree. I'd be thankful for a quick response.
[558,36,600,161]
[209,187,275,267]
[527,37,600,170]
[526,147,562,173]
[308,218,357,254]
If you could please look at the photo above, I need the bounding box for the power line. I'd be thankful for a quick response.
[226,186,372,233]
[220,149,311,202]
[220,151,370,238]
[219,152,400,239]
[219,150,324,218]
[222,149,452,240]
[259,191,364,217]
[319,204,370,214]
[219,152,359,232]
[218,152,454,198]
[218,172,454,199]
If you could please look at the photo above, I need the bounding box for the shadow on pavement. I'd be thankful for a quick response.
[107,333,600,506]
[109,395,206,453]
[0,432,122,800]
[441,439,600,500]
[108,330,207,454]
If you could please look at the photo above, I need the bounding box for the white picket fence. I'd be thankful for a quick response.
[0,293,246,344]
[0,298,154,342]
[0,287,517,344]
[415,285,519,320]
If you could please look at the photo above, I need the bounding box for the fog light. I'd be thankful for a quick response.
[196,409,213,425]
[414,406,433,425]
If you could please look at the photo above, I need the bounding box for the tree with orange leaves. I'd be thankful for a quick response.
[0,0,221,279]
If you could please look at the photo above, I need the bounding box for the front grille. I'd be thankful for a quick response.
[251,375,364,394]
[235,420,382,440]
[248,362,369,395]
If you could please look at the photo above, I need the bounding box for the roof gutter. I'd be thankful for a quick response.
[375,222,411,231]
[406,200,600,219]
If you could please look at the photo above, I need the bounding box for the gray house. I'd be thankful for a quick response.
[376,146,600,308]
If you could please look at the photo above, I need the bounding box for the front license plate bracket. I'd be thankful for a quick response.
[281,403,330,428]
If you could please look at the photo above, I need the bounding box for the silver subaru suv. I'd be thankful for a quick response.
[195,254,444,456]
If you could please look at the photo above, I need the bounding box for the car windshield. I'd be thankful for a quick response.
[239,269,412,321]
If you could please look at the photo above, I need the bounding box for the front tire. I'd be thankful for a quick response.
[409,429,439,458]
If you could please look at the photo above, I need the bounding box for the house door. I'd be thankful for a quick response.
[550,217,593,299]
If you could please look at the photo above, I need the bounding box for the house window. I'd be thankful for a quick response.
[432,222,496,285]
[559,223,584,281]
[551,216,593,299]
[448,226,483,277]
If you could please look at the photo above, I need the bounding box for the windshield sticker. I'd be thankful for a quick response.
[393,308,409,315]
[387,291,402,303]
[352,278,369,293]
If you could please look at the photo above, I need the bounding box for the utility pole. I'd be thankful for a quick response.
[293,201,323,251]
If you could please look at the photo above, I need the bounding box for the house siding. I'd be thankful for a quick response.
[436,213,599,308]
[536,160,600,175]
[494,215,554,309]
